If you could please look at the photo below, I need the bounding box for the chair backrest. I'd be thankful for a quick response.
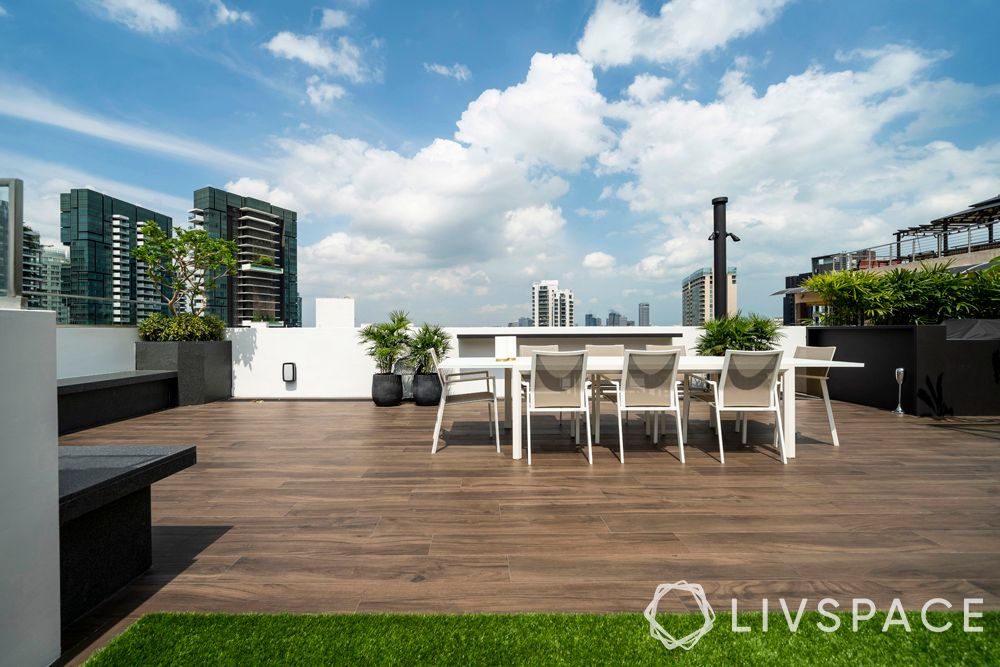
[585,344,625,356]
[530,351,588,409]
[645,344,687,356]
[719,350,783,408]
[519,344,559,357]
[428,349,448,386]
[794,345,836,381]
[621,350,680,408]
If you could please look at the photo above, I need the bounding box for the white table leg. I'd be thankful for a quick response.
[504,368,513,430]
[592,374,601,444]
[782,368,796,458]
[511,366,522,460]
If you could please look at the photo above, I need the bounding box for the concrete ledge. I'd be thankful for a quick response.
[57,372,178,435]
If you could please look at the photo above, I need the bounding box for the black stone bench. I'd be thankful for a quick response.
[58,371,178,435]
[59,445,196,629]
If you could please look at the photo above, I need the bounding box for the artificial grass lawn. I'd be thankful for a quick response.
[86,611,999,666]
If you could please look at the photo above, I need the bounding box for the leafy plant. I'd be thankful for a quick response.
[408,324,451,375]
[358,310,412,374]
[252,311,276,323]
[139,313,226,342]
[695,312,783,356]
[134,221,237,317]
[803,262,1000,325]
[256,255,274,267]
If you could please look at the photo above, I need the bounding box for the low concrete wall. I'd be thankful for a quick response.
[0,309,61,667]
[56,326,139,379]
[229,324,809,400]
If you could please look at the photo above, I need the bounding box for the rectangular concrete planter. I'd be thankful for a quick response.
[135,341,232,405]
[806,324,1000,417]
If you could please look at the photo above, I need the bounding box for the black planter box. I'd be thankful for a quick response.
[807,324,1000,416]
[135,341,232,405]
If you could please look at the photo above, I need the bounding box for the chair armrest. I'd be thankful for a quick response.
[446,371,491,382]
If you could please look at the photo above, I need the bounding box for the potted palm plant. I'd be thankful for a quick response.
[358,310,412,406]
[695,312,783,355]
[408,324,452,406]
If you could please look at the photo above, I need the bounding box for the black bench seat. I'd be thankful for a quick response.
[57,371,178,434]
[58,445,196,630]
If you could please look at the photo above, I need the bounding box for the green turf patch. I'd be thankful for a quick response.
[86,611,998,666]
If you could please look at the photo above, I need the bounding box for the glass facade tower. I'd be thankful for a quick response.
[60,188,172,325]
[192,187,300,327]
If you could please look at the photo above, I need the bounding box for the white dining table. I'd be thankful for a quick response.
[438,355,865,461]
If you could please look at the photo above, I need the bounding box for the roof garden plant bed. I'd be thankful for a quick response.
[85,611,999,666]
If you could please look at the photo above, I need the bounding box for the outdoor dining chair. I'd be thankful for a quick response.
[429,349,501,455]
[685,349,787,464]
[602,350,685,464]
[524,350,592,465]
[585,344,624,443]
[782,345,839,446]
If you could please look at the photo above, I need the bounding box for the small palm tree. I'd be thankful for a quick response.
[358,310,412,374]
[408,324,452,375]
[695,312,783,356]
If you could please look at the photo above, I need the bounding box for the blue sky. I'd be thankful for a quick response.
[1,0,998,325]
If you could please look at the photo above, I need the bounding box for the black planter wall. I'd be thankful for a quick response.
[135,341,232,405]
[807,324,1000,416]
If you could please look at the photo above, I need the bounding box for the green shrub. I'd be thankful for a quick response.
[803,261,1000,326]
[695,312,783,356]
[139,313,227,342]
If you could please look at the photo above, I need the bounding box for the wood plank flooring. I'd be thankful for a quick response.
[58,398,1000,664]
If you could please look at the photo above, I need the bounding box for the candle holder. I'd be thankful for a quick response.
[893,368,905,414]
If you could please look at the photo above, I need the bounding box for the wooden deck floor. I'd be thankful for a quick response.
[59,398,1000,663]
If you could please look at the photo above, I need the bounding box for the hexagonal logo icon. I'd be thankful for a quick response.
[644,581,715,651]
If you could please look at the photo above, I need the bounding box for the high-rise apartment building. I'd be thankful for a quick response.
[584,313,601,326]
[681,266,737,326]
[21,226,42,303]
[0,178,24,303]
[606,309,623,327]
[192,187,300,327]
[60,188,172,325]
[40,248,69,322]
[638,302,650,326]
[531,280,574,327]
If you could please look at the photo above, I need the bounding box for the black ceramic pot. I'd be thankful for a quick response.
[412,374,443,406]
[371,374,403,406]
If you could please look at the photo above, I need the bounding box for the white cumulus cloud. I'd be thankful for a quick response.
[306,76,347,110]
[583,251,616,270]
[320,8,349,29]
[456,53,611,171]
[424,62,472,81]
[264,32,367,82]
[213,0,252,25]
[85,0,181,33]
[578,0,790,68]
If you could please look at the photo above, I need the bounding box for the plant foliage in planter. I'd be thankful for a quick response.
[139,313,227,342]
[803,261,1000,326]
[408,324,452,406]
[359,310,413,374]
[695,312,783,356]
[408,324,451,375]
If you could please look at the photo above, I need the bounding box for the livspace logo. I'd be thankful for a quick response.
[645,582,985,652]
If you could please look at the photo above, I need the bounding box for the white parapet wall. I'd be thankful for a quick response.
[228,311,808,400]
[0,309,61,667]
[56,325,140,379]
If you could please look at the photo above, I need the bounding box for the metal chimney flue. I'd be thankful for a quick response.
[712,196,728,320]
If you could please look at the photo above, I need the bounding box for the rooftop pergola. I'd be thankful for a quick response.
[894,194,1000,252]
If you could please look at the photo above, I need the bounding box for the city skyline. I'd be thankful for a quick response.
[0,1,997,325]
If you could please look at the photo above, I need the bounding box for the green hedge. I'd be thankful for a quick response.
[803,262,1000,326]
[138,313,227,342]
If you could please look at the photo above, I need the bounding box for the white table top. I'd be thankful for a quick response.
[439,355,864,372]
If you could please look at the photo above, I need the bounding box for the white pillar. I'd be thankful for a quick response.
[0,309,61,667]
